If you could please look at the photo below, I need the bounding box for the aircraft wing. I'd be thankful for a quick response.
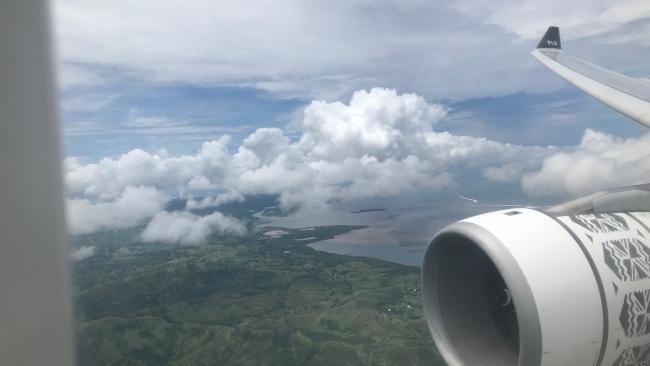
[531,26,650,127]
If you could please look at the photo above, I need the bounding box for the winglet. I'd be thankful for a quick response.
[536,26,561,49]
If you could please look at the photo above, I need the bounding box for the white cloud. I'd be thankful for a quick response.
[64,136,231,200]
[186,175,218,191]
[522,129,650,196]
[122,116,182,128]
[66,186,169,235]
[186,190,245,210]
[65,88,549,212]
[299,88,447,160]
[70,246,95,261]
[241,128,290,166]
[141,211,246,244]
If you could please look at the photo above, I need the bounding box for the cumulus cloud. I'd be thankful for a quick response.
[300,88,447,160]
[523,129,650,196]
[141,211,246,244]
[66,186,168,235]
[70,246,95,261]
[186,190,245,210]
[66,88,548,213]
[64,136,231,200]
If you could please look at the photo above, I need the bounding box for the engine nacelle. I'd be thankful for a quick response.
[422,186,650,366]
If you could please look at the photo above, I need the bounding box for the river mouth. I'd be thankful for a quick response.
[262,194,535,266]
[308,226,424,266]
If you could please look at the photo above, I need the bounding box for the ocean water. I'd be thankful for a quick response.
[267,191,537,267]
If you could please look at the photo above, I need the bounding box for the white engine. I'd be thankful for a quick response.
[422,186,650,366]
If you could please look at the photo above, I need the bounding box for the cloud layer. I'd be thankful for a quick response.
[54,0,650,100]
[65,88,548,227]
[64,87,650,242]
[454,0,650,41]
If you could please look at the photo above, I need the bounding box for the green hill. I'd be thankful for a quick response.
[72,225,443,365]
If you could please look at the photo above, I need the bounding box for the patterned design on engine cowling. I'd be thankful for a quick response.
[612,344,650,366]
[620,290,650,338]
[561,212,650,366]
[570,214,629,234]
[604,238,650,282]
[570,214,650,283]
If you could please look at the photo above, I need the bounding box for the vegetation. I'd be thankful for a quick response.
[72,224,443,365]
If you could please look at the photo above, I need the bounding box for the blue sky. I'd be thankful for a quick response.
[447,90,647,146]
[62,83,303,159]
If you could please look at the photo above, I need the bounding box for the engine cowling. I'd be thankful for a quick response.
[422,185,650,366]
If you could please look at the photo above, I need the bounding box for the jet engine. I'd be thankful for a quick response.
[422,185,650,366]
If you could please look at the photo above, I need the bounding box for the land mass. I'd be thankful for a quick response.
[351,208,387,214]
[72,223,442,365]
